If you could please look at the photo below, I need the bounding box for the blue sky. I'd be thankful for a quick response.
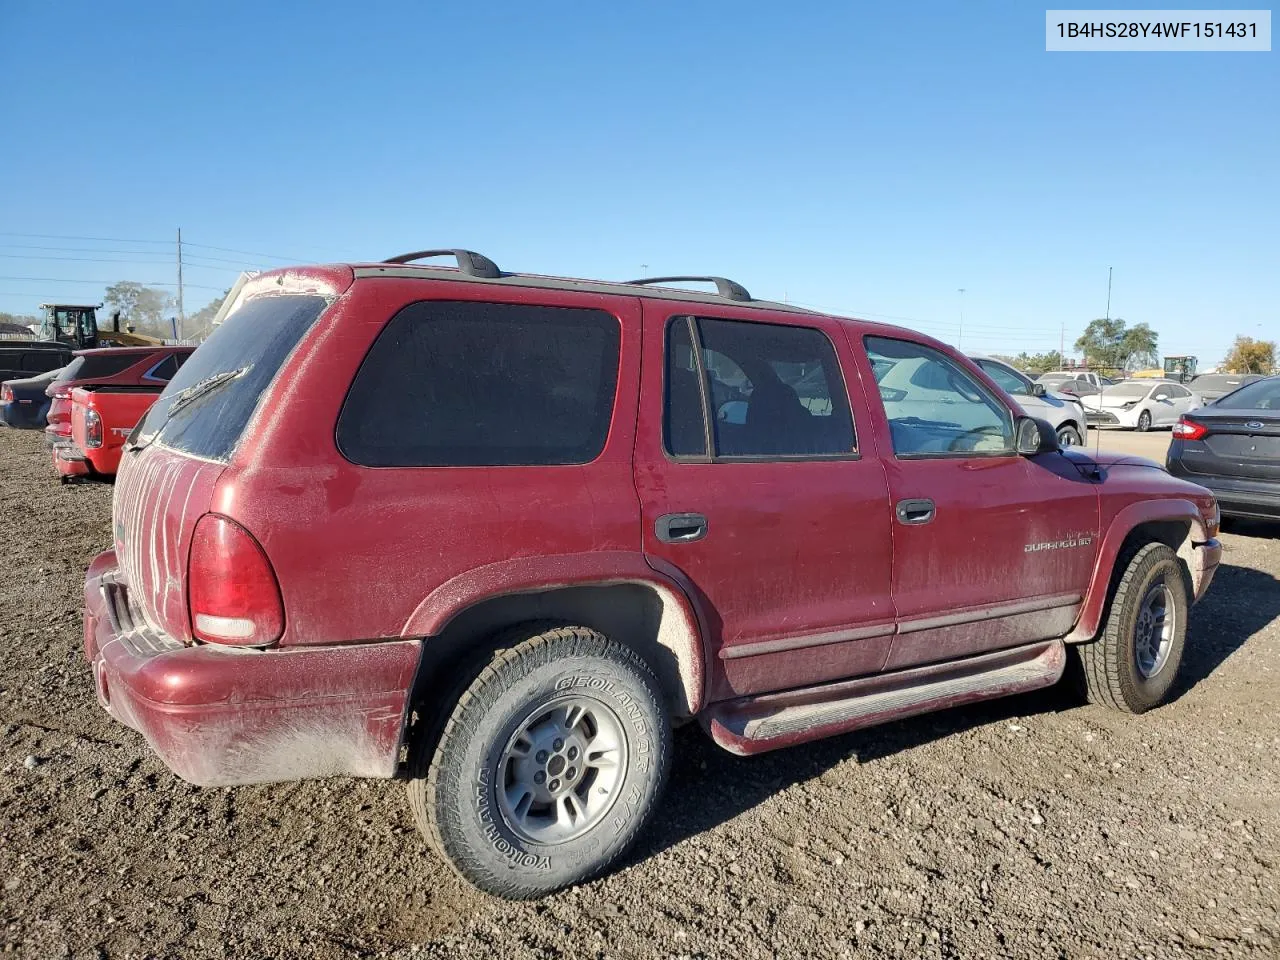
[0,1,1274,363]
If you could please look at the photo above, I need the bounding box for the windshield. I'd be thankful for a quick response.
[1215,378,1280,410]
[1103,382,1155,398]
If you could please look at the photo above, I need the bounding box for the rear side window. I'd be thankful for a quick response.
[145,354,184,381]
[338,300,620,467]
[144,295,328,461]
[72,353,143,380]
[663,316,855,459]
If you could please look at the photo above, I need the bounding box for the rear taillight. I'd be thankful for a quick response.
[0,385,11,402]
[1173,417,1208,441]
[52,389,70,400]
[188,514,284,647]
[84,408,104,448]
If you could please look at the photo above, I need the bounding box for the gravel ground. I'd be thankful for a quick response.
[1,426,1277,959]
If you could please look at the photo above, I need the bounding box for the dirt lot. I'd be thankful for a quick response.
[1,426,1277,959]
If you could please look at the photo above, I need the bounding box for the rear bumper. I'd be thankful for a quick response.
[51,438,92,477]
[1,401,46,429]
[83,550,421,786]
[1167,462,1280,521]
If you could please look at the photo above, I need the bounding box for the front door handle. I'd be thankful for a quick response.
[895,498,935,525]
[656,512,708,543]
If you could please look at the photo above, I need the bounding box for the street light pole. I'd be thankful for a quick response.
[957,288,966,350]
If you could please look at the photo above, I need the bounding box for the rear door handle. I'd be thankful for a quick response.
[895,498,935,525]
[656,512,708,543]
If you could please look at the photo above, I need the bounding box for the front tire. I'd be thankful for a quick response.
[1057,424,1083,448]
[407,624,672,899]
[1074,542,1187,713]
[1136,410,1152,432]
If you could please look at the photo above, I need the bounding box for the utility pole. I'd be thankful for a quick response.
[957,288,966,350]
[1060,321,1065,364]
[176,228,185,341]
[1105,266,1112,321]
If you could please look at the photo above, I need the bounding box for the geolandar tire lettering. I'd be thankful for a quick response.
[1073,541,1188,713]
[405,623,672,899]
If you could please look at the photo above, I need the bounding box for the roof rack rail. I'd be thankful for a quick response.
[382,249,501,279]
[624,275,752,303]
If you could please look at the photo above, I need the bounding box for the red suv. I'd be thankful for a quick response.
[84,251,1221,898]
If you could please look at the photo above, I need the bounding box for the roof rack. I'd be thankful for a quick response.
[383,249,501,279]
[624,275,752,303]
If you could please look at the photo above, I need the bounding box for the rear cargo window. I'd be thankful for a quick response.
[337,300,620,467]
[141,295,328,461]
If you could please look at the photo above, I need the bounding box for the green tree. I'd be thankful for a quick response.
[1010,350,1064,374]
[1075,318,1159,371]
[102,281,173,338]
[1222,336,1276,374]
[182,290,230,341]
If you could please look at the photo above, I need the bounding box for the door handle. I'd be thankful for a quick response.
[656,513,708,543]
[895,498,935,525]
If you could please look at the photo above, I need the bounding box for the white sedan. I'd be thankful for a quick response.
[1081,380,1202,432]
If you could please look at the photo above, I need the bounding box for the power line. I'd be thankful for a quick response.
[0,231,169,244]
[0,253,176,265]
[0,275,222,291]
[182,240,312,263]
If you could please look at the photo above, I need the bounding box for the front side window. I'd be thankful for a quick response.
[663,316,855,459]
[865,337,1014,457]
[339,300,620,467]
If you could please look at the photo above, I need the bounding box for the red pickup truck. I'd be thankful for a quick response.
[64,387,164,478]
[49,346,193,480]
[84,253,1221,899]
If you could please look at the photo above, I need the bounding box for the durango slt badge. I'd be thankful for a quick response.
[1025,535,1094,553]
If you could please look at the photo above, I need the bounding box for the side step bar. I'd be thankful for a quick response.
[703,639,1066,756]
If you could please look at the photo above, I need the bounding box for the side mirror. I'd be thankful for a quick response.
[1016,416,1059,456]
[1030,382,1047,397]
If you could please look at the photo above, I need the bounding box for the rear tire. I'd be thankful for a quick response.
[1074,542,1187,713]
[1136,410,1152,432]
[406,624,671,899]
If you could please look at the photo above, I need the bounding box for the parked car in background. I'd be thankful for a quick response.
[85,253,1221,899]
[1046,378,1100,400]
[1039,370,1114,391]
[1,368,62,429]
[1167,375,1280,520]
[1082,380,1202,432]
[58,385,168,480]
[0,340,72,382]
[1190,373,1264,404]
[970,354,1088,446]
[46,346,193,478]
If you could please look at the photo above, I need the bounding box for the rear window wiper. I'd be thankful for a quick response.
[126,365,252,452]
[167,366,252,417]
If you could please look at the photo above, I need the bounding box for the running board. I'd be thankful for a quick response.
[703,639,1066,756]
